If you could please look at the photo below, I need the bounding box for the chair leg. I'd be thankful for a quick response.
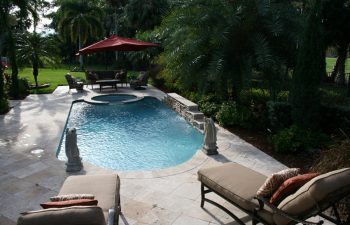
[201,183,205,208]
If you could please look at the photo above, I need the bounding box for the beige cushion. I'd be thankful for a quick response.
[17,206,106,225]
[198,163,275,223]
[274,168,350,225]
[59,174,120,224]
[198,163,267,210]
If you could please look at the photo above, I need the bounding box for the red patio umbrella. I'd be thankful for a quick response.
[78,35,160,55]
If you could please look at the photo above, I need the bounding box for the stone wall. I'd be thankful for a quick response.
[164,93,204,130]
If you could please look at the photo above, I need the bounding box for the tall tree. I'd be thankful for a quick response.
[125,0,169,32]
[57,0,104,70]
[291,0,325,131]
[16,32,59,87]
[0,0,31,99]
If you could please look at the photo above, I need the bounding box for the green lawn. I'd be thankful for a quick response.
[19,67,85,94]
[326,57,350,73]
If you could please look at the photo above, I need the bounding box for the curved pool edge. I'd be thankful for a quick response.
[81,148,209,179]
[83,93,143,105]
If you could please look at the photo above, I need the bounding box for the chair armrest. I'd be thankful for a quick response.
[17,206,106,225]
[254,196,324,225]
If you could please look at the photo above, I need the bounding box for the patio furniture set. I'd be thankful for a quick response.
[65,70,149,92]
[17,163,350,225]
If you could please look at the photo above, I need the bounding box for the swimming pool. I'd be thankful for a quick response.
[57,95,203,171]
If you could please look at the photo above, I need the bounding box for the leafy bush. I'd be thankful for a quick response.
[0,98,9,114]
[320,88,350,107]
[272,125,329,153]
[267,101,292,132]
[320,105,350,134]
[215,102,257,129]
[239,88,270,106]
[216,102,239,126]
[276,91,289,102]
[17,78,30,99]
[199,101,220,117]
[198,94,222,117]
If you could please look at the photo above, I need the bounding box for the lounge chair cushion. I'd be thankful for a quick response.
[274,168,350,225]
[256,168,300,198]
[17,206,106,225]
[59,174,120,224]
[198,163,267,211]
[198,163,276,224]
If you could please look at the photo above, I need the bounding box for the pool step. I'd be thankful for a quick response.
[193,120,205,130]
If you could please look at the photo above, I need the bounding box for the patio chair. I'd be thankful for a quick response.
[198,162,350,225]
[129,71,149,89]
[115,70,128,87]
[65,74,84,92]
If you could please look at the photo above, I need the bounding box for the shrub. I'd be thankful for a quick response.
[0,98,9,114]
[276,91,289,102]
[239,88,270,106]
[216,102,239,126]
[17,78,30,99]
[272,125,329,153]
[198,94,222,117]
[267,101,292,132]
[199,101,220,117]
[320,88,350,107]
[215,102,257,128]
[320,105,350,134]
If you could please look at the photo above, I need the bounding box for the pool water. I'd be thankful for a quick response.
[58,97,203,171]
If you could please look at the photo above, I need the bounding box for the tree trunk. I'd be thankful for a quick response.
[0,56,5,99]
[8,29,19,99]
[335,44,347,86]
[330,57,340,82]
[78,35,84,71]
[32,52,39,87]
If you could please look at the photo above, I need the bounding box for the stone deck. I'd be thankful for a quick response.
[0,84,290,225]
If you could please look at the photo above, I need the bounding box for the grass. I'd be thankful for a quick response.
[18,67,85,94]
[326,57,350,73]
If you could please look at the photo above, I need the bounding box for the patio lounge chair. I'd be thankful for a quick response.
[129,71,149,89]
[65,74,84,91]
[115,70,128,87]
[198,163,350,225]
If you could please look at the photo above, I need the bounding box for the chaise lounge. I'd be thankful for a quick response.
[17,174,121,225]
[198,163,350,225]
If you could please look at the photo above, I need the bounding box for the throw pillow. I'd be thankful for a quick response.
[50,194,95,202]
[41,199,98,209]
[256,168,300,197]
[270,173,320,205]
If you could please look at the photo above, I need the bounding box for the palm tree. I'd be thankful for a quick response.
[125,0,169,32]
[16,32,59,87]
[158,0,300,100]
[57,0,104,70]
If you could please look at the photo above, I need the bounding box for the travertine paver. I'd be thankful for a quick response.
[0,84,290,225]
